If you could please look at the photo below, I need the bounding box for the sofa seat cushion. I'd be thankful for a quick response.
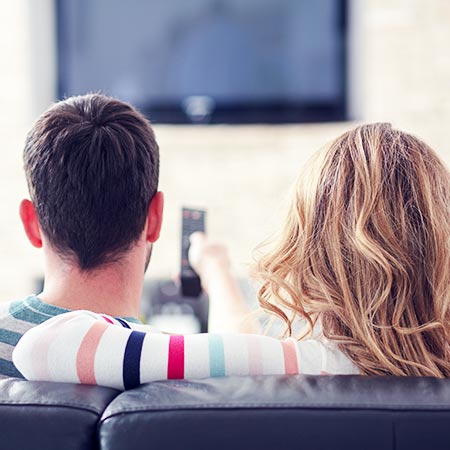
[0,378,119,450]
[99,375,450,450]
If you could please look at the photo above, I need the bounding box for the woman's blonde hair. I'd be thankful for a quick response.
[255,123,450,377]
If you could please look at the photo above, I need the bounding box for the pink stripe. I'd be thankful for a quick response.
[247,335,263,375]
[32,314,77,381]
[101,315,114,324]
[281,339,299,375]
[76,321,109,385]
[167,335,184,379]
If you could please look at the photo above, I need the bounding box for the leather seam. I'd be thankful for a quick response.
[0,400,107,415]
[101,403,450,418]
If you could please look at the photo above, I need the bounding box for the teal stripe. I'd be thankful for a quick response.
[0,329,22,346]
[9,305,52,325]
[9,296,140,325]
[0,358,24,378]
[9,296,68,324]
[25,296,70,316]
[208,334,225,377]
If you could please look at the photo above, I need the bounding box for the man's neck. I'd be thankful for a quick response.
[39,251,146,318]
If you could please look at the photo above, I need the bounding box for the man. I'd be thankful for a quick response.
[0,94,164,378]
[1,93,255,380]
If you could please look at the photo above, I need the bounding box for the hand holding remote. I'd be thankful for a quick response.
[188,232,259,333]
[180,208,206,297]
[188,232,231,293]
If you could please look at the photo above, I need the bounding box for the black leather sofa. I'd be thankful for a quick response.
[1,375,450,450]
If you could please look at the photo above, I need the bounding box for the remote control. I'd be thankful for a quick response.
[180,207,206,297]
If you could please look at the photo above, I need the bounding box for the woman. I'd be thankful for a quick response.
[255,122,450,377]
[13,123,450,388]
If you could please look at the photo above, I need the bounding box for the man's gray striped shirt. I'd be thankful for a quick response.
[0,296,70,378]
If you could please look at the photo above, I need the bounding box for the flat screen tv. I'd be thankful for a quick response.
[57,0,347,123]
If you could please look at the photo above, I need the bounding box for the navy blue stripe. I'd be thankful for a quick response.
[123,331,146,389]
[115,318,131,329]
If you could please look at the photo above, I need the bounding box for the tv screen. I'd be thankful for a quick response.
[57,0,347,123]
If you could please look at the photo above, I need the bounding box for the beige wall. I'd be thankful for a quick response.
[351,0,450,160]
[0,0,449,300]
[0,1,41,299]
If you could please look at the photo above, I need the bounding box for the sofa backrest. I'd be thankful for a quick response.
[2,375,450,450]
[99,375,450,450]
[0,378,119,450]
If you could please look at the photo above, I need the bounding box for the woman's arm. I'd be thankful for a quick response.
[188,232,261,333]
[13,310,303,390]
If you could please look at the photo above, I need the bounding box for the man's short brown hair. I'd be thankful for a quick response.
[24,93,159,270]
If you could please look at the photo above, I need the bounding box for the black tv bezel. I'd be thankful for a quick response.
[56,0,348,124]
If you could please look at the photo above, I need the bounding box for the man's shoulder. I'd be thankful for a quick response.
[0,298,31,331]
[0,296,70,379]
[0,297,36,379]
[0,297,49,346]
[1,296,70,326]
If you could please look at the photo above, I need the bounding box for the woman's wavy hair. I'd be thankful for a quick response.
[255,123,450,376]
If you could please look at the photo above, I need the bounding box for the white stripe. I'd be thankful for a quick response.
[12,333,34,380]
[296,339,322,374]
[184,334,210,379]
[322,341,360,374]
[94,326,129,389]
[140,333,170,382]
[47,318,93,383]
[222,334,250,377]
[260,338,285,375]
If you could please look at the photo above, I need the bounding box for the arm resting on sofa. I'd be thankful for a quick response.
[13,310,357,390]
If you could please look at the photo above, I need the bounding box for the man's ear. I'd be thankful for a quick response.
[19,199,43,248]
[145,191,164,243]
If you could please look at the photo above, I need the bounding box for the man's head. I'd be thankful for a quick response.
[20,93,162,271]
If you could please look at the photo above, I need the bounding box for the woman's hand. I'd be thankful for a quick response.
[188,232,260,334]
[188,232,231,293]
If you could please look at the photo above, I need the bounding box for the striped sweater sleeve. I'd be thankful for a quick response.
[12,310,306,390]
